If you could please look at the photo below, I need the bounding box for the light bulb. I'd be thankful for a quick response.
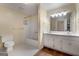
[51,15,55,18]
[63,12,67,16]
[55,13,58,17]
[58,13,62,16]
[50,11,68,18]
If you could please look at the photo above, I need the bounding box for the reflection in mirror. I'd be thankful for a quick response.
[50,11,71,31]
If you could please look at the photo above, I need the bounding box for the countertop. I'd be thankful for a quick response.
[44,31,79,37]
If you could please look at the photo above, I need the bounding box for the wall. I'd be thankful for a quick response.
[24,15,38,40]
[0,5,27,45]
[76,4,79,33]
[38,4,50,48]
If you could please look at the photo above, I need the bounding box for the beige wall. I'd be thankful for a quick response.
[38,4,50,48]
[0,5,26,45]
[76,4,79,33]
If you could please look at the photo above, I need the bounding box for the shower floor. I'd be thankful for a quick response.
[8,42,39,56]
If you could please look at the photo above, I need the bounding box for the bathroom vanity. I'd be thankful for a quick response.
[43,31,79,55]
[42,4,79,55]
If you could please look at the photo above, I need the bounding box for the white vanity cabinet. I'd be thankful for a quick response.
[43,34,63,51]
[62,36,79,55]
[62,36,73,54]
[53,35,63,51]
[43,34,79,55]
[43,35,54,49]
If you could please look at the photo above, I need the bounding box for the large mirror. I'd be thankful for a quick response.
[50,11,71,31]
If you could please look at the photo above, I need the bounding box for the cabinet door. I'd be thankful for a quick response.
[68,37,79,55]
[62,36,71,53]
[54,35,63,51]
[62,36,79,55]
[43,35,54,49]
[43,35,48,47]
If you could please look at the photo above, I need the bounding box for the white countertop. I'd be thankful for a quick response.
[44,31,79,37]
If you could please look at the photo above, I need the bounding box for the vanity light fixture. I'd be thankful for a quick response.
[58,13,62,17]
[51,11,68,18]
[51,14,55,17]
[55,13,59,17]
[61,12,67,16]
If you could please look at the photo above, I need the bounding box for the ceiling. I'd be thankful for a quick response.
[0,3,73,16]
[0,3,39,16]
[41,3,74,11]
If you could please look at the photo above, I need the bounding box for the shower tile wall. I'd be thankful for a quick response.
[24,15,38,40]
